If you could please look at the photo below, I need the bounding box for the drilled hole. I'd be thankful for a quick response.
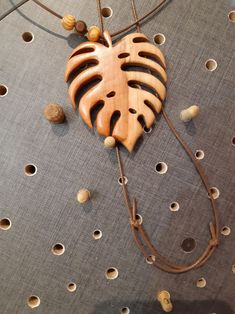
[143,126,152,133]
[155,162,168,174]
[52,243,65,256]
[0,84,8,97]
[22,32,34,43]
[205,59,217,71]
[129,108,137,114]
[208,187,220,199]
[107,91,116,98]
[135,214,143,225]
[67,282,77,292]
[196,277,206,288]
[0,218,11,230]
[27,295,40,308]
[221,226,231,236]
[153,33,166,45]
[169,202,179,212]
[181,238,196,253]
[105,267,118,280]
[93,229,102,240]
[120,307,130,314]
[231,136,235,146]
[24,164,37,176]
[195,150,205,160]
[146,255,156,264]
[101,7,113,18]
[232,265,235,273]
[118,176,128,185]
[228,11,235,22]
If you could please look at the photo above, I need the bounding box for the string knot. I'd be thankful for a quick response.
[130,218,139,228]
[209,238,219,247]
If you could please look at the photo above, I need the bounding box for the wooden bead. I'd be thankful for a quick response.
[180,105,200,122]
[61,15,76,31]
[75,20,88,35]
[104,136,116,148]
[43,103,65,124]
[77,189,90,204]
[157,290,173,313]
[87,26,101,42]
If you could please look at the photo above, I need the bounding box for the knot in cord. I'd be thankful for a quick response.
[209,238,219,247]
[130,218,139,228]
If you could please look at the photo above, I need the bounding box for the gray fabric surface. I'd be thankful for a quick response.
[0,0,235,313]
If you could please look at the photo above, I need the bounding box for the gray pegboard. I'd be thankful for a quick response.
[0,0,235,313]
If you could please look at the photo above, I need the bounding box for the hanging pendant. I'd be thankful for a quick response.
[65,31,167,152]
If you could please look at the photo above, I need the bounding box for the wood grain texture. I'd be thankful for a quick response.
[65,31,167,151]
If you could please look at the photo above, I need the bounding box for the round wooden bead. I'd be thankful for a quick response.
[87,26,101,42]
[43,103,65,124]
[104,136,116,148]
[75,20,88,35]
[77,189,90,204]
[61,15,76,31]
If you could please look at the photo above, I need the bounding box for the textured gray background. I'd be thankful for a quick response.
[0,0,235,313]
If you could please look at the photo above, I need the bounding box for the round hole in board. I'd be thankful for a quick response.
[93,229,102,240]
[135,214,143,225]
[153,33,166,45]
[208,187,220,200]
[169,202,179,212]
[0,218,12,230]
[221,226,231,236]
[24,164,37,176]
[101,7,113,18]
[195,150,205,160]
[155,162,168,174]
[0,84,8,97]
[228,11,235,22]
[181,238,196,253]
[67,282,77,292]
[105,267,119,280]
[196,277,206,288]
[22,32,34,43]
[231,136,235,146]
[120,307,130,314]
[27,295,40,308]
[146,255,156,264]
[205,59,217,71]
[143,126,152,133]
[52,243,65,256]
[232,265,235,273]
[118,176,128,185]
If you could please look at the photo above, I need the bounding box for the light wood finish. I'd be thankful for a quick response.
[61,15,76,30]
[65,31,167,152]
[77,189,90,204]
[104,136,116,148]
[180,105,200,122]
[87,26,101,42]
[157,290,173,312]
[43,103,65,123]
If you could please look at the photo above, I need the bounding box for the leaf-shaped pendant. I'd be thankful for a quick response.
[65,31,167,152]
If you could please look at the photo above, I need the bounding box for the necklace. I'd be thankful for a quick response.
[65,0,220,273]
[1,0,219,274]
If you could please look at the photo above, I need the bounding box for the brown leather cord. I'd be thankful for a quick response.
[97,0,220,273]
[0,0,168,39]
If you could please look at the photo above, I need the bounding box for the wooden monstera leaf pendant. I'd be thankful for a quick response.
[65,31,167,152]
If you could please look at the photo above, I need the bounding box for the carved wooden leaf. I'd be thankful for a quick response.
[65,31,167,152]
